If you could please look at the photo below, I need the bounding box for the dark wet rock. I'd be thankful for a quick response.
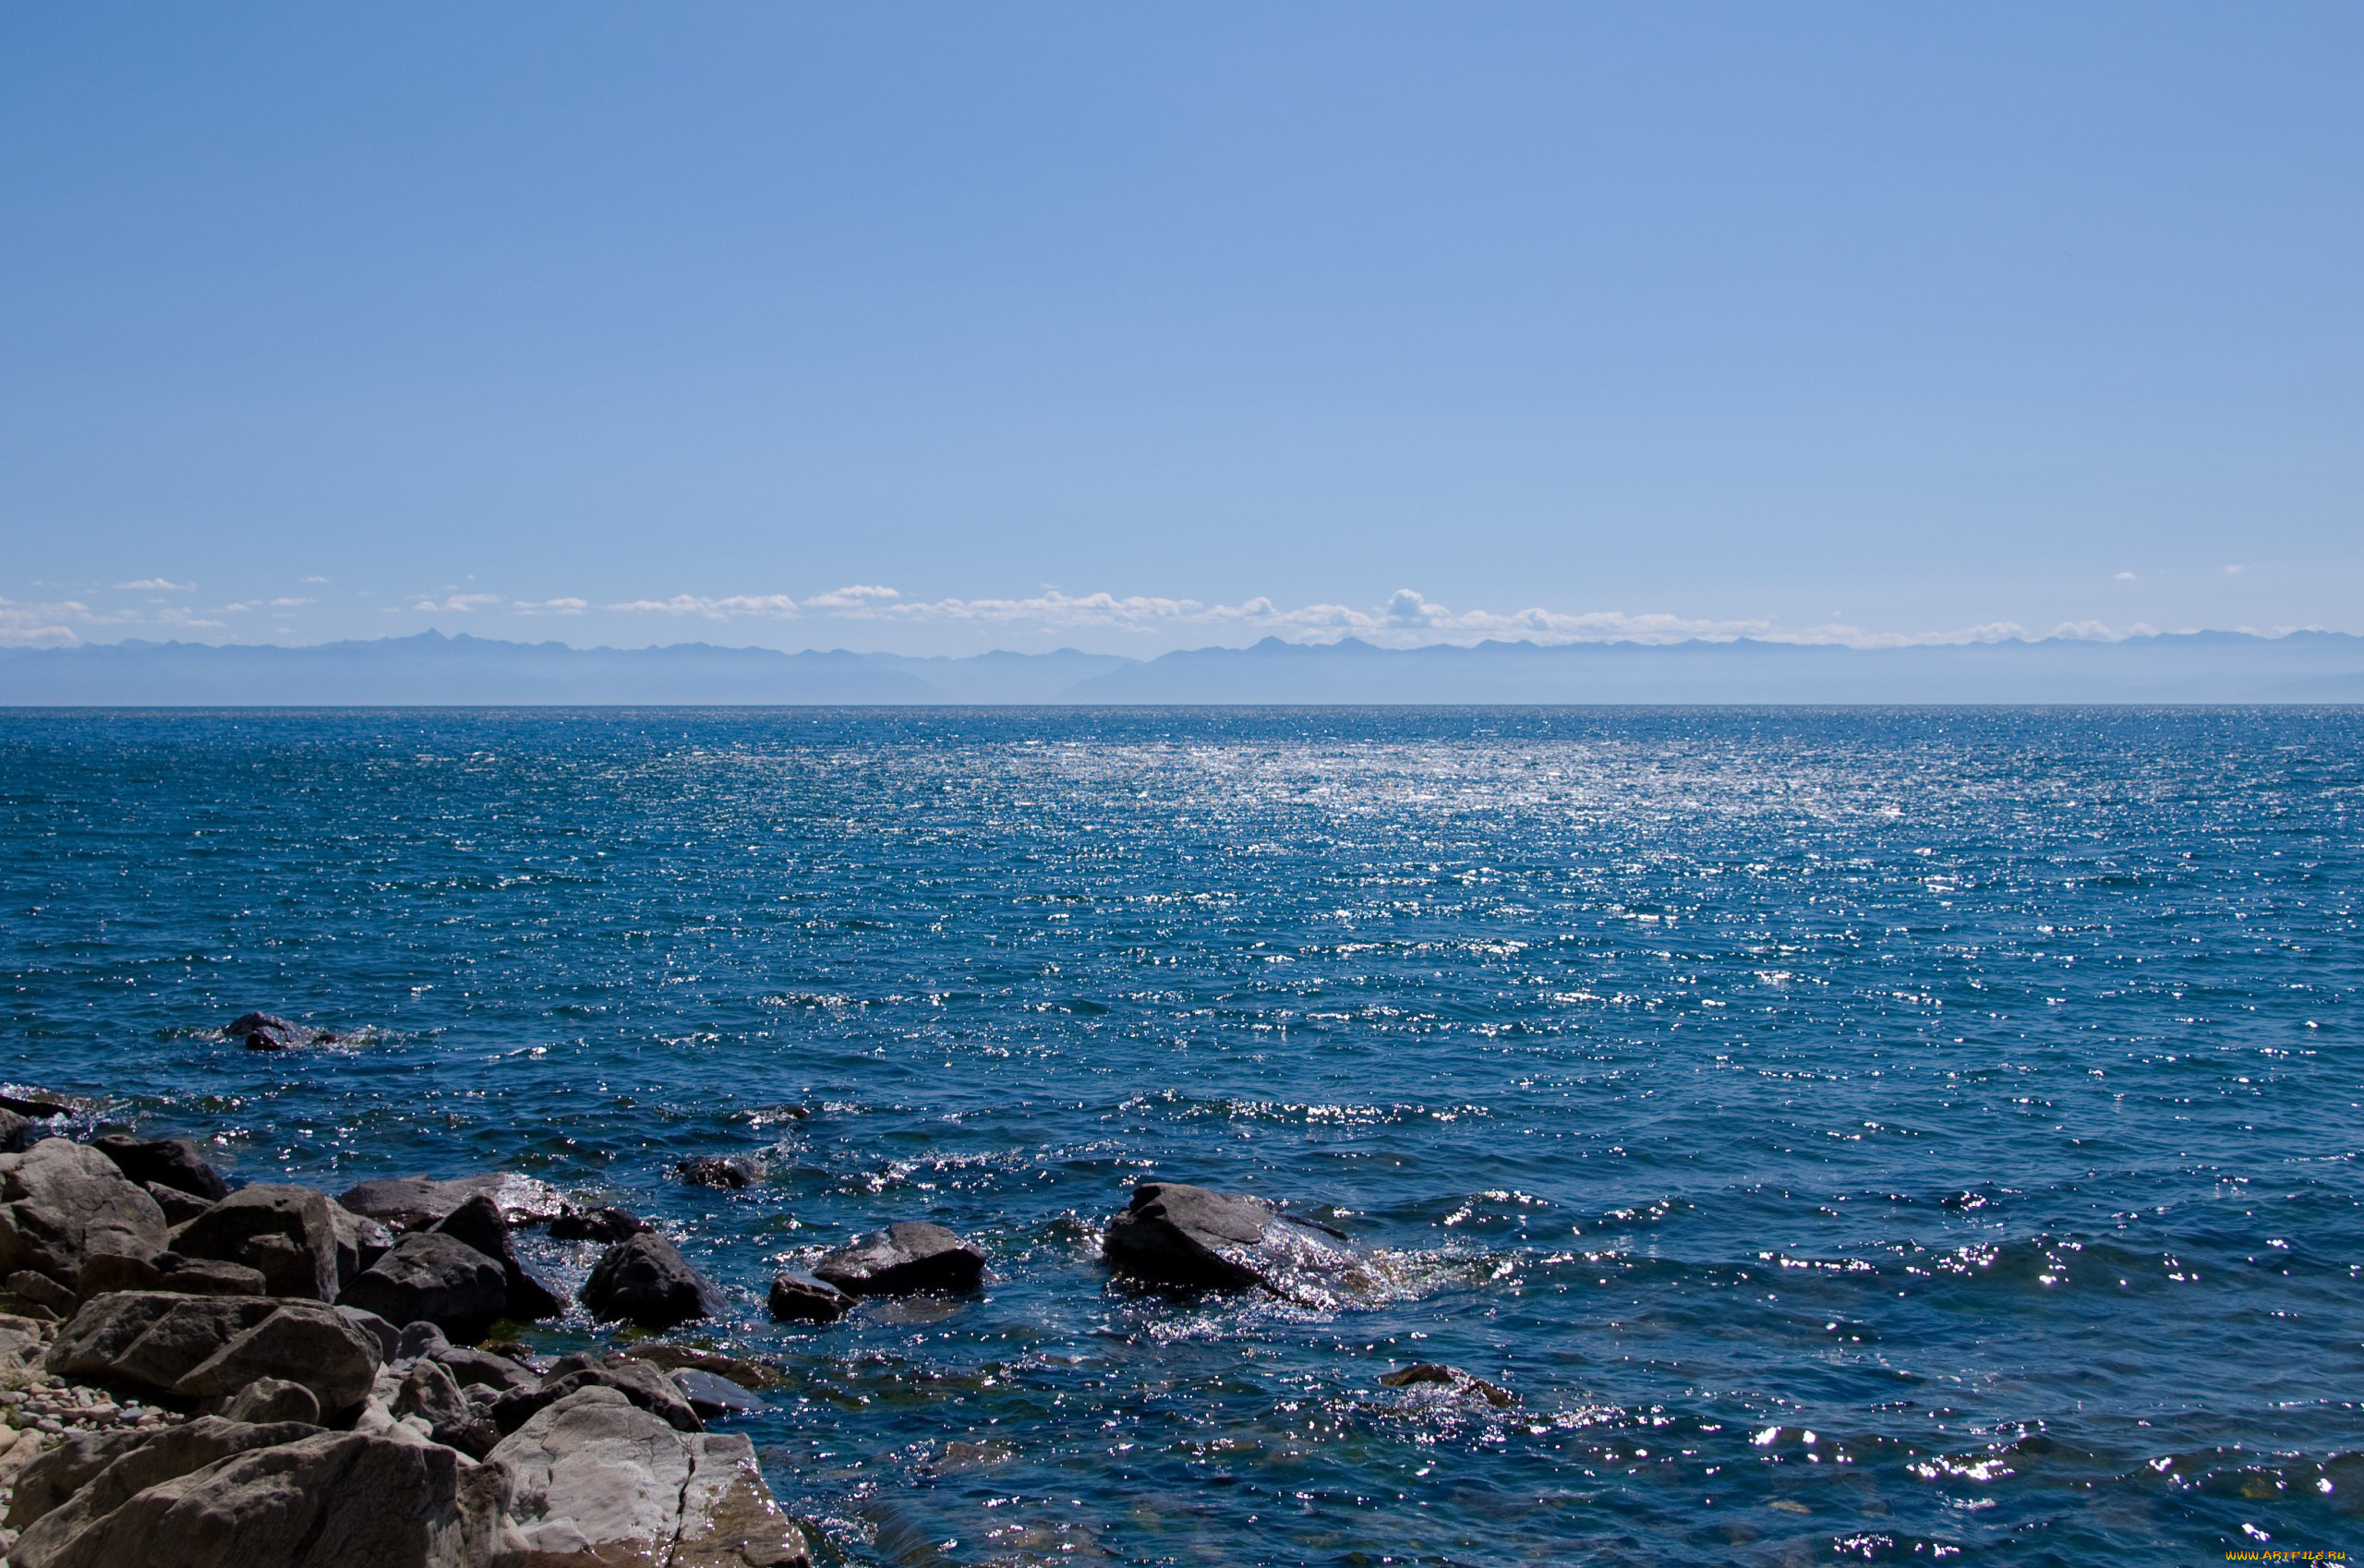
[814,1222,984,1297]
[581,1231,723,1331]
[219,1375,321,1425]
[619,1342,789,1391]
[335,1305,401,1362]
[428,1191,563,1321]
[390,1356,498,1459]
[327,1201,393,1289]
[333,1170,564,1232]
[675,1154,758,1189]
[335,1231,508,1341]
[674,1368,772,1420]
[90,1135,231,1201]
[1377,1362,1516,1408]
[549,1203,648,1243]
[0,1091,73,1122]
[0,1138,171,1287]
[491,1386,808,1568]
[8,1268,78,1318]
[428,1344,541,1397]
[491,1352,701,1437]
[169,1184,341,1301]
[47,1290,380,1414]
[1102,1181,1364,1303]
[4,1416,324,1543]
[766,1270,854,1323]
[12,1426,509,1568]
[143,1181,212,1226]
[222,1010,334,1052]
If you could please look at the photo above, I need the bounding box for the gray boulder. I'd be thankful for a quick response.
[329,1201,394,1289]
[334,1173,564,1232]
[336,1232,508,1341]
[391,1357,497,1459]
[429,1192,562,1321]
[46,1290,380,1415]
[145,1181,214,1225]
[580,1232,723,1331]
[814,1222,984,1297]
[490,1387,807,1568]
[170,1184,341,1300]
[491,1352,700,1436]
[0,1138,170,1286]
[77,1251,269,1301]
[428,1344,541,1397]
[221,1376,321,1425]
[90,1135,231,1201]
[6,1417,322,1546]
[12,1428,511,1568]
[1103,1182,1366,1304]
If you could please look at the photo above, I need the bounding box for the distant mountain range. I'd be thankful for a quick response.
[2,629,2360,705]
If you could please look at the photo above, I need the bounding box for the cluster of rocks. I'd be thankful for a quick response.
[0,1115,809,1568]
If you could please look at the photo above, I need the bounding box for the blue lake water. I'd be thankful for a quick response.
[1,706,2358,1565]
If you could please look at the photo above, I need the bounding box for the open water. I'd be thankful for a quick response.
[0,706,2358,1566]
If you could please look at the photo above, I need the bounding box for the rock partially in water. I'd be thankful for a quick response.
[814,1222,983,1297]
[581,1232,724,1331]
[673,1368,772,1420]
[0,1139,171,1288]
[428,1192,563,1321]
[170,1184,343,1302]
[222,1011,334,1052]
[46,1291,380,1416]
[619,1342,788,1392]
[336,1232,509,1342]
[675,1155,758,1190]
[766,1271,853,1323]
[334,1172,565,1233]
[549,1204,648,1243]
[1102,1182,1365,1304]
[90,1135,230,1202]
[1377,1362,1516,1408]
[491,1386,808,1568]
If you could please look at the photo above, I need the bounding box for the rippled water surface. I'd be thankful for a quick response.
[2,706,2359,1565]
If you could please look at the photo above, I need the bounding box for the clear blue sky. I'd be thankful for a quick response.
[3,3,2357,655]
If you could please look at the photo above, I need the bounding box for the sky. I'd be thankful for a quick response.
[2,3,2358,657]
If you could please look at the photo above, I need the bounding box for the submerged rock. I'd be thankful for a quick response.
[675,1155,758,1190]
[336,1232,509,1342]
[814,1223,984,1297]
[673,1368,772,1420]
[580,1232,723,1331]
[1102,1182,1364,1303]
[0,1139,171,1287]
[90,1135,231,1201]
[334,1172,565,1232]
[1377,1362,1516,1408]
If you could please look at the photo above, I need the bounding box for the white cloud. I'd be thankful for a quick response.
[515,597,587,616]
[802,584,900,609]
[604,594,801,619]
[0,597,93,645]
[412,594,503,612]
[2114,571,2137,582]
[2224,564,2245,575]
[302,575,329,585]
[113,578,192,592]
[269,597,315,609]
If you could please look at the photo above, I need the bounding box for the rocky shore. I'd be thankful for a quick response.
[0,1022,1484,1567]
